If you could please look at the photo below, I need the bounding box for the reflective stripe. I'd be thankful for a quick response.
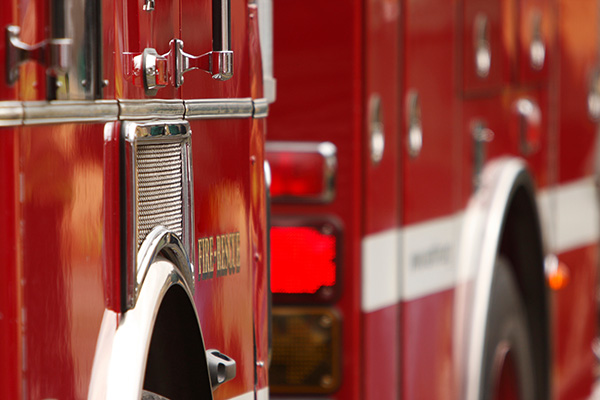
[361,177,600,312]
[361,229,400,313]
[538,176,600,253]
[256,387,269,400]
[361,213,462,312]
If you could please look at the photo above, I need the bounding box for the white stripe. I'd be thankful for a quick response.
[361,178,599,312]
[256,387,269,400]
[229,388,265,400]
[361,229,400,312]
[538,177,599,253]
[402,213,463,301]
[361,214,463,312]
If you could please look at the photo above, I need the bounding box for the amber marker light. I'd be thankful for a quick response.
[545,254,570,290]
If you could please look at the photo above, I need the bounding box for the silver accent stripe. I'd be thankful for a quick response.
[0,98,269,126]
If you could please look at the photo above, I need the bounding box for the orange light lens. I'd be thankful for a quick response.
[548,261,570,290]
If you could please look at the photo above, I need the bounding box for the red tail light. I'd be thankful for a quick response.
[271,223,339,299]
[265,141,336,203]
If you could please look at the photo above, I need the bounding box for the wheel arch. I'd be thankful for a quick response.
[88,228,213,400]
[457,157,549,400]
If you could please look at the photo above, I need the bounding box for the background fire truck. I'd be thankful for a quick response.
[267,0,600,399]
[0,0,273,398]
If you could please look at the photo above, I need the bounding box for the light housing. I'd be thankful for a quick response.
[270,307,341,394]
[265,141,337,203]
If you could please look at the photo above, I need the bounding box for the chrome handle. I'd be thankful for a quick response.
[474,14,491,78]
[5,25,71,86]
[206,349,236,390]
[530,11,545,70]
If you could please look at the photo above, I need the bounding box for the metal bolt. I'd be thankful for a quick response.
[320,375,333,388]
[319,314,332,329]
[321,223,334,235]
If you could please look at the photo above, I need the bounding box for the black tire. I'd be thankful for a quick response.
[142,390,170,400]
[480,258,537,400]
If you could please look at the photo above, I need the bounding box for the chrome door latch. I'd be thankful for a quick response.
[134,0,233,95]
[135,41,233,95]
[170,39,233,86]
[5,25,72,85]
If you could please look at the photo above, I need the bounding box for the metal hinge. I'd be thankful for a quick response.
[5,25,71,86]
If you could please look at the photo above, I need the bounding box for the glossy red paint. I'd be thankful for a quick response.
[1,0,268,397]
[269,0,363,397]
[0,128,20,399]
[20,123,106,399]
[269,0,599,399]
[552,245,598,400]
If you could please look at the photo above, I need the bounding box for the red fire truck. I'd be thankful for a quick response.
[0,0,272,398]
[267,0,600,399]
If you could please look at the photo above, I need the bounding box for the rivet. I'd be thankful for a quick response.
[319,314,332,329]
[320,375,333,388]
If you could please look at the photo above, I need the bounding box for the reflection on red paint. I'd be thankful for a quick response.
[271,226,336,294]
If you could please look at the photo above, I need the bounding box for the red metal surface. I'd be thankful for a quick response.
[1,0,267,397]
[0,128,20,399]
[19,123,106,398]
[191,118,256,399]
[269,0,363,397]
[270,0,600,399]
[552,245,598,400]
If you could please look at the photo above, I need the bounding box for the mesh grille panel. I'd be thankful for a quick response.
[136,142,183,248]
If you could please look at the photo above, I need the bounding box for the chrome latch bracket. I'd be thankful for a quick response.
[171,39,233,87]
[5,25,71,85]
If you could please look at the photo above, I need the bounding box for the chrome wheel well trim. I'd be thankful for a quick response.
[454,157,542,400]
[136,226,195,302]
[88,258,206,400]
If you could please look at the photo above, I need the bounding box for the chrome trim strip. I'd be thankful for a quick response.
[252,98,269,118]
[119,99,186,121]
[0,102,23,126]
[137,226,194,300]
[23,100,119,125]
[0,98,269,126]
[185,98,253,119]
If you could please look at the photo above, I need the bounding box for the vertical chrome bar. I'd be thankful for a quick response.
[212,0,233,80]
[48,0,101,100]
[213,0,231,52]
